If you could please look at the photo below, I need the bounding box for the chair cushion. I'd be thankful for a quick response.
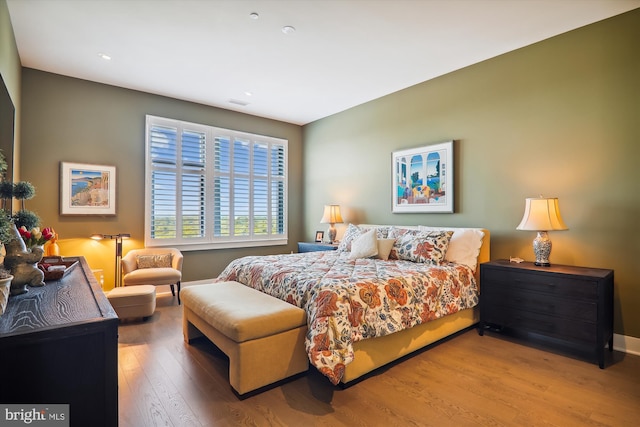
[123,267,181,286]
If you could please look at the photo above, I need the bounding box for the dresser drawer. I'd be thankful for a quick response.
[482,283,597,322]
[484,304,596,344]
[483,268,597,300]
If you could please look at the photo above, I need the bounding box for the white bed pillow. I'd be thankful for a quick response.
[419,226,485,271]
[376,238,395,261]
[349,229,378,259]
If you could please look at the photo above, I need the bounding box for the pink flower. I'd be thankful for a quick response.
[42,227,54,240]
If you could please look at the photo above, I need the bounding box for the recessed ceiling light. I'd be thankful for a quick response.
[244,91,253,97]
[281,26,296,35]
[249,12,259,20]
[98,53,112,60]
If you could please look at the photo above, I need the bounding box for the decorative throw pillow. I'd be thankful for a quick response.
[387,227,415,260]
[375,238,396,261]
[337,223,363,252]
[338,224,394,253]
[348,229,378,259]
[393,230,454,265]
[419,226,485,271]
[374,226,393,239]
[136,253,173,269]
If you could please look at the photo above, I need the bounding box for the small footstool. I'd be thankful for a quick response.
[107,285,156,320]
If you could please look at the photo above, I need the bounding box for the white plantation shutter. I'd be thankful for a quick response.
[145,115,287,249]
[213,136,231,238]
[180,128,206,239]
[149,124,178,239]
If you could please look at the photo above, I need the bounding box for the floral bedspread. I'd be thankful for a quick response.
[217,251,478,384]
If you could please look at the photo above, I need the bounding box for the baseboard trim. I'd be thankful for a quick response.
[613,333,640,356]
[183,279,217,287]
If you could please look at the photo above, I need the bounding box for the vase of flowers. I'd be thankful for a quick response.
[17,226,54,250]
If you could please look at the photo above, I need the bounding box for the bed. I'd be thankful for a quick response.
[216,224,490,385]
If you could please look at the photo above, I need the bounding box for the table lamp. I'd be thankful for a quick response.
[320,205,343,244]
[516,197,568,266]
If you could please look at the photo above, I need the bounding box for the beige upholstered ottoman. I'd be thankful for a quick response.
[182,281,308,396]
[107,285,156,320]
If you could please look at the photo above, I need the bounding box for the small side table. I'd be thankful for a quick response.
[297,242,338,253]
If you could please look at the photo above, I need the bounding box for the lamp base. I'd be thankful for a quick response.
[327,224,337,244]
[532,231,552,267]
[534,261,551,267]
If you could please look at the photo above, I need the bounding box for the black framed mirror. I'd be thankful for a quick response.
[0,74,15,185]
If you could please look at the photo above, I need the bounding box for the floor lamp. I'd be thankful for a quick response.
[91,233,130,288]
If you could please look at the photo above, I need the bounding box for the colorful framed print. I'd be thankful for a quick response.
[392,141,453,213]
[60,162,116,215]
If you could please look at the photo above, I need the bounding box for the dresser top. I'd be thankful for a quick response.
[0,256,117,338]
[482,259,613,279]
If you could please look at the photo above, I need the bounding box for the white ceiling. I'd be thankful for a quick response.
[7,0,640,125]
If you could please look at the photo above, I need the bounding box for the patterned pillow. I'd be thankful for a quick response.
[374,226,393,239]
[136,253,173,269]
[387,227,414,260]
[392,230,454,265]
[337,223,362,252]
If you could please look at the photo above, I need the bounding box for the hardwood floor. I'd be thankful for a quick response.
[118,293,640,426]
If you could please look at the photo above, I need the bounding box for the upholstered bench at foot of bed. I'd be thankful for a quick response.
[181,281,309,396]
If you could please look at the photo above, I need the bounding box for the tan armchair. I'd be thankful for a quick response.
[121,248,183,304]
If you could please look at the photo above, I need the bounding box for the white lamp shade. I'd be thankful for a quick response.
[516,197,568,231]
[320,205,343,224]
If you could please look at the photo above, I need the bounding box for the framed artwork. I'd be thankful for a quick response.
[392,141,453,213]
[315,231,324,242]
[60,162,116,215]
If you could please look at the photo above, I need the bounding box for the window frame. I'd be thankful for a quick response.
[144,115,288,250]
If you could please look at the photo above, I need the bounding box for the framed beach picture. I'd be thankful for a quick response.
[392,141,453,213]
[60,162,116,215]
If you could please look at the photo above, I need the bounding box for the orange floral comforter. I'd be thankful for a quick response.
[217,251,478,384]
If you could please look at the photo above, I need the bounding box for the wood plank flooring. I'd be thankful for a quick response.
[118,293,640,426]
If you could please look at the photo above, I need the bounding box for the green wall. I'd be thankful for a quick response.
[303,10,640,338]
[19,70,303,286]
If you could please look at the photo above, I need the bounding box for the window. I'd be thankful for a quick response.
[145,115,287,250]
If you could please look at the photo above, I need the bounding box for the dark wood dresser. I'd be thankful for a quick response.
[0,256,118,427]
[479,259,613,368]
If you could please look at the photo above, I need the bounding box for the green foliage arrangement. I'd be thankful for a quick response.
[0,213,13,245]
[0,150,48,246]
[12,209,40,232]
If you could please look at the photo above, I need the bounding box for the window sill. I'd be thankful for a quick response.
[145,238,288,252]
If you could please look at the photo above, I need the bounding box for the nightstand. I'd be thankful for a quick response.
[479,259,613,368]
[297,242,338,253]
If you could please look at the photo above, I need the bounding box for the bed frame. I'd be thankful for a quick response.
[340,226,490,384]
